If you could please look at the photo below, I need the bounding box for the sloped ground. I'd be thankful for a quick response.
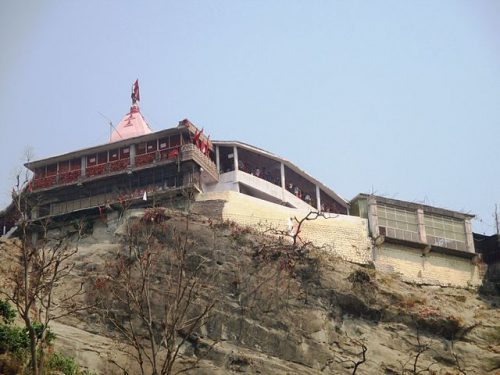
[1,208,499,374]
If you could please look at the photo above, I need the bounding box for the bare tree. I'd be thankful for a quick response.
[322,335,367,374]
[0,165,87,375]
[219,212,329,356]
[450,339,468,375]
[346,338,368,375]
[400,328,437,374]
[94,208,218,375]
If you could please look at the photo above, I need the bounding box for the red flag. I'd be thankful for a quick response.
[204,135,211,155]
[193,128,203,148]
[28,180,33,193]
[132,79,140,103]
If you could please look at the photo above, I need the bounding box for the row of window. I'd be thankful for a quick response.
[377,203,467,250]
[34,134,184,179]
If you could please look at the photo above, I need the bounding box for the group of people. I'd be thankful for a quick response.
[286,183,314,207]
[221,158,339,213]
[239,161,281,186]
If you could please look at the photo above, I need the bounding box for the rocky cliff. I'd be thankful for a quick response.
[1,207,499,374]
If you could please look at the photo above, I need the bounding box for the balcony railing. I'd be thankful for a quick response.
[31,145,218,192]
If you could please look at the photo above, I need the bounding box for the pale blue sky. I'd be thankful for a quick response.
[0,1,499,233]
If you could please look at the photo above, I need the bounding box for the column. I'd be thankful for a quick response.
[233,146,239,171]
[130,144,136,166]
[280,162,286,201]
[417,209,427,243]
[216,146,220,173]
[464,219,474,252]
[316,185,321,211]
[80,156,86,177]
[367,196,379,237]
[31,207,39,220]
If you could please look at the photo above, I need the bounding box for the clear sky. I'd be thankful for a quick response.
[0,1,499,234]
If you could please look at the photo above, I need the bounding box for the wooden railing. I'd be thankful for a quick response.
[33,175,57,190]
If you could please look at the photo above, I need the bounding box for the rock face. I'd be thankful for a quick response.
[1,208,499,375]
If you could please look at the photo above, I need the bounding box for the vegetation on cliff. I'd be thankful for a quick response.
[0,205,499,374]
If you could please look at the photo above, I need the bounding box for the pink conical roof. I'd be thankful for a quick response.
[110,105,153,143]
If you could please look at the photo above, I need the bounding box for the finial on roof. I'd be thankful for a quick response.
[131,79,140,105]
[108,79,152,143]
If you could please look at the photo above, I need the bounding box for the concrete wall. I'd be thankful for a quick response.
[204,171,315,210]
[195,191,482,287]
[374,243,481,287]
[196,191,372,264]
[203,171,240,193]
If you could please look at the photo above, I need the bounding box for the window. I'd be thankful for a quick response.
[136,143,146,155]
[109,149,119,162]
[424,214,466,251]
[377,204,419,242]
[46,164,57,176]
[147,140,157,152]
[87,154,97,166]
[70,158,81,171]
[218,146,235,172]
[170,135,180,147]
[58,160,70,173]
[159,138,168,150]
[97,151,107,165]
[120,147,130,159]
[34,167,46,179]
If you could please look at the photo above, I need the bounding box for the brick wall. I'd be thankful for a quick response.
[196,191,372,264]
[374,243,481,287]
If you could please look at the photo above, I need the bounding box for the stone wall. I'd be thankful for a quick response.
[374,243,481,287]
[195,191,372,264]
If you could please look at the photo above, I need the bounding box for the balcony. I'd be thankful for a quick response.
[210,170,315,210]
[180,144,219,182]
[31,145,218,192]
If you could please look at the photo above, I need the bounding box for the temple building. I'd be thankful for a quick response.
[0,82,487,288]
[11,81,346,225]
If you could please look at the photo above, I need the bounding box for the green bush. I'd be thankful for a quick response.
[0,324,29,354]
[0,300,16,324]
[47,352,79,375]
[32,322,56,345]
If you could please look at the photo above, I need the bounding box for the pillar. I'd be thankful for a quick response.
[280,162,286,201]
[316,185,321,211]
[80,156,86,177]
[417,208,427,243]
[280,162,286,188]
[130,144,136,166]
[464,219,474,252]
[233,146,239,171]
[367,196,379,237]
[216,146,220,173]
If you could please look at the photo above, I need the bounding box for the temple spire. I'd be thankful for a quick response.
[109,79,152,143]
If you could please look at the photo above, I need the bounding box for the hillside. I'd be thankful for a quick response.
[0,207,499,374]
